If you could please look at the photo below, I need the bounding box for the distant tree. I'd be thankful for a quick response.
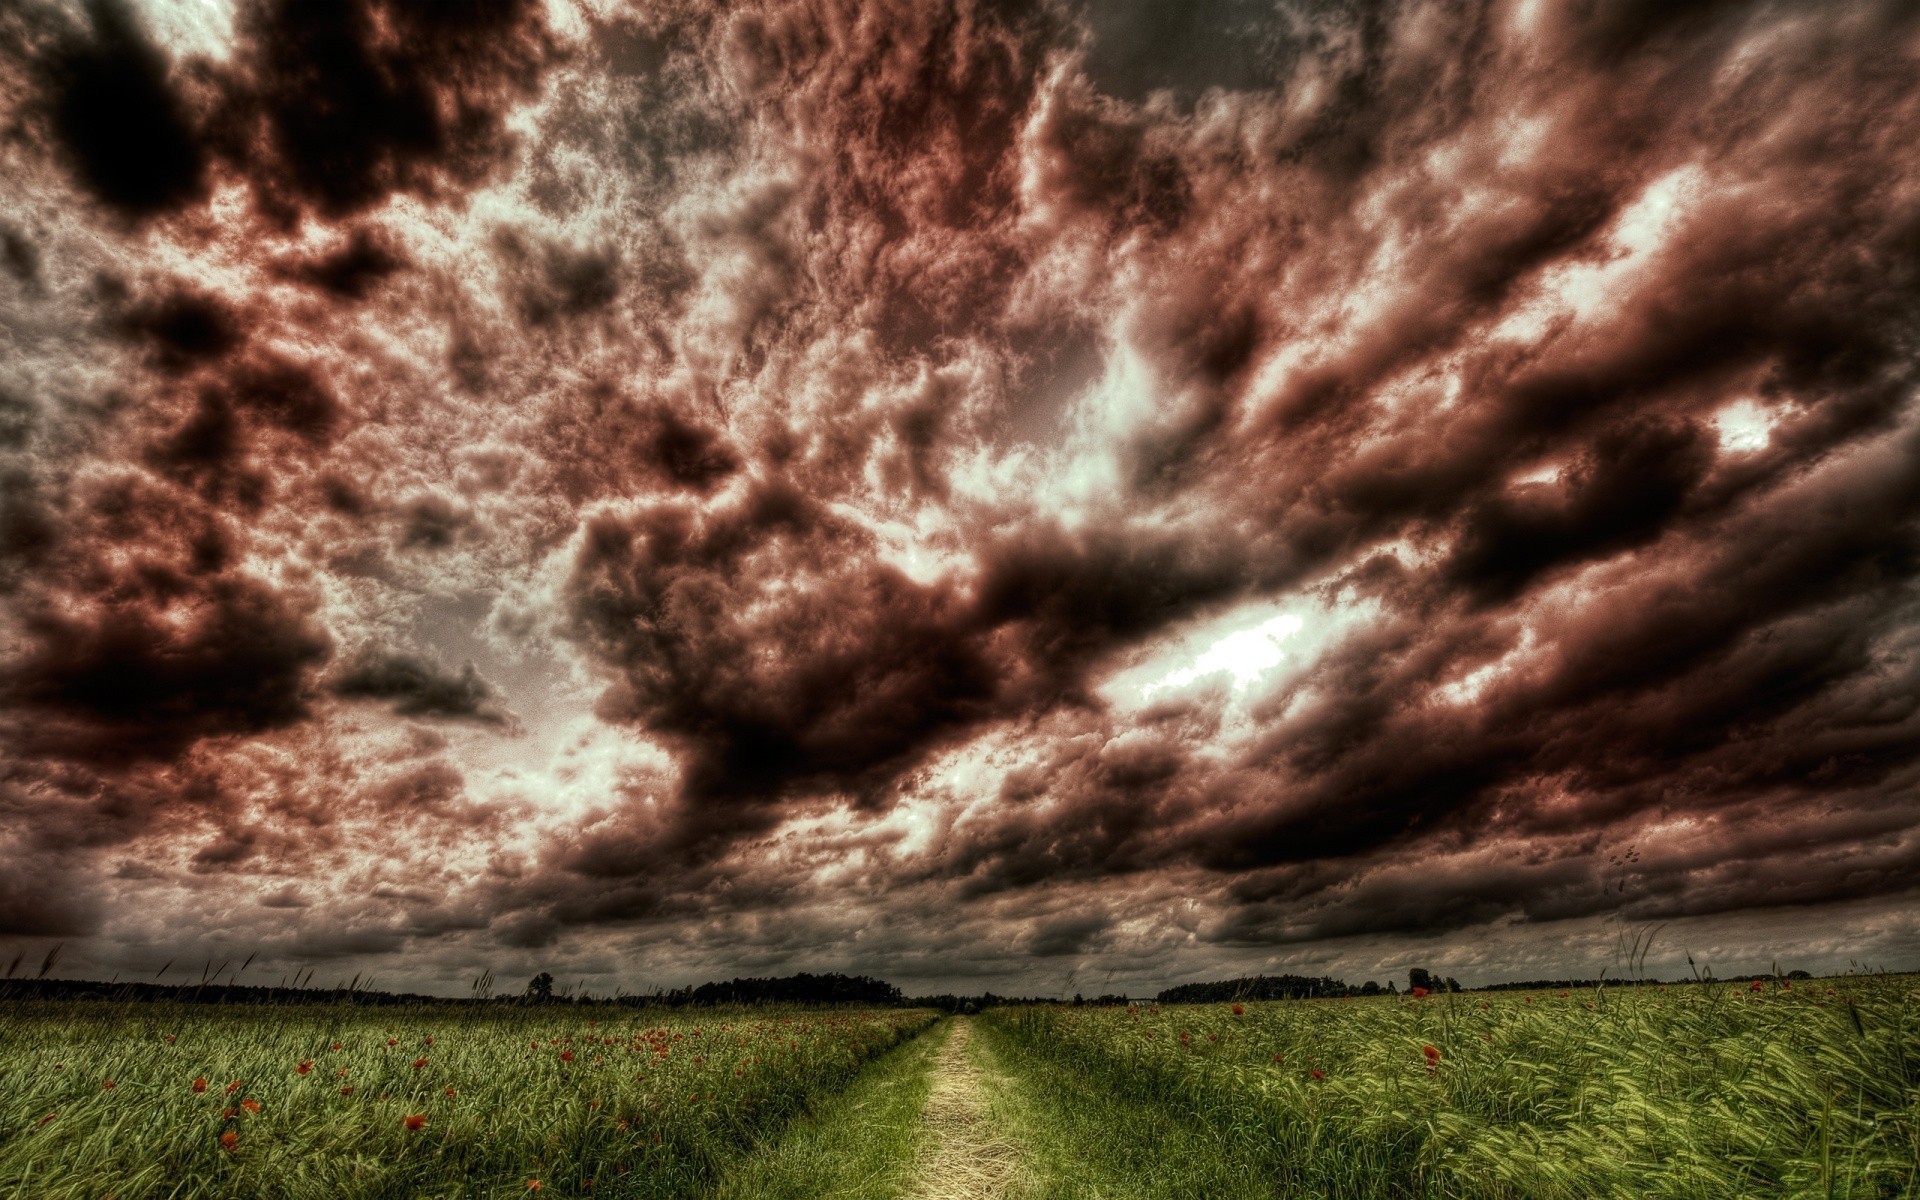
[1359,980,1381,996]
[526,972,554,1003]
[1073,993,1084,1006]
[1445,977,1461,993]
[1408,968,1435,994]
[1787,970,1812,980]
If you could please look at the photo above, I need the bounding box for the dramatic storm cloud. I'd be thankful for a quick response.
[3,0,1919,995]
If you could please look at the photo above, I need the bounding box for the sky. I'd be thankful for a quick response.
[2,0,1919,999]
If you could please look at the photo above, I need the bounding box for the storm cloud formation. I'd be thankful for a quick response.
[2,0,1919,995]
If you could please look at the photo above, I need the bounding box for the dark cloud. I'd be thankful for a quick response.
[276,229,406,300]
[39,0,208,220]
[331,652,513,727]
[115,289,247,374]
[215,0,556,220]
[2,573,331,767]
[4,0,1920,991]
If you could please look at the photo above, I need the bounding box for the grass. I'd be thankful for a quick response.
[979,974,1920,1199]
[0,1000,937,1199]
[7,975,1916,1199]
[971,1018,1270,1200]
[709,1016,947,1200]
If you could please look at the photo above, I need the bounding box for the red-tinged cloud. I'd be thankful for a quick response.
[0,0,1918,994]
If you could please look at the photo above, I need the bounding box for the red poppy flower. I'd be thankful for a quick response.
[1271,1054,1284,1064]
[101,1079,115,1091]
[404,1114,427,1131]
[1750,979,1765,992]
[559,1050,575,1063]
[1423,1045,1441,1061]
[222,1108,237,1120]
[1412,987,1429,998]
[527,1183,542,1192]
[296,1061,313,1075]
[1231,1004,1245,1015]
[411,1058,428,1070]
[193,1077,208,1093]
[241,1098,261,1114]
[386,1038,399,1047]
[225,1080,244,1095]
[331,1042,343,1051]
[424,1036,434,1045]
[164,1035,176,1044]
[341,1086,354,1095]
[444,1086,456,1097]
[1309,1069,1325,1080]
[219,1131,238,1151]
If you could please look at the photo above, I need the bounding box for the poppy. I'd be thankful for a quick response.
[164,1035,176,1044]
[445,1086,457,1097]
[404,1114,427,1132]
[102,1080,115,1091]
[527,1183,543,1192]
[331,1042,343,1051]
[296,1061,313,1075]
[1412,987,1429,998]
[219,1131,238,1151]
[336,1068,348,1077]
[424,1037,435,1045]
[226,1080,244,1095]
[241,1098,261,1114]
[1423,1045,1440,1061]
[1309,1069,1325,1080]
[559,1050,576,1063]
[412,1058,428,1070]
[193,1077,208,1093]
[386,1038,399,1047]
[1231,1004,1245,1015]
[1271,1054,1284,1064]
[223,1108,237,1120]
[341,1087,354,1096]
[1749,979,1765,992]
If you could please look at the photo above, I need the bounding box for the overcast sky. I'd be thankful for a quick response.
[2,0,1919,998]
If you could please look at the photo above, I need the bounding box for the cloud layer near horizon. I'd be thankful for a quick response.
[3,0,1920,994]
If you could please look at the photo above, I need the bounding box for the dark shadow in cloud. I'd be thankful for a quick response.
[276,229,406,301]
[399,495,470,550]
[2,575,331,768]
[39,0,209,221]
[116,289,248,375]
[0,224,42,291]
[216,0,556,220]
[511,239,622,327]
[331,652,514,727]
[1444,418,1714,606]
[536,387,739,503]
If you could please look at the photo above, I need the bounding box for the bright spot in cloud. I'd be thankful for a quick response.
[1149,614,1305,696]
[1712,399,1775,454]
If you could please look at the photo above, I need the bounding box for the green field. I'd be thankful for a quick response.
[2,976,1916,1199]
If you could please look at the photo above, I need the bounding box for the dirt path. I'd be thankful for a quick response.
[904,1019,1026,1200]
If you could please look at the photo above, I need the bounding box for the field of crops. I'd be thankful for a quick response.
[978,975,1920,1199]
[5,976,1916,1199]
[0,1001,936,1199]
